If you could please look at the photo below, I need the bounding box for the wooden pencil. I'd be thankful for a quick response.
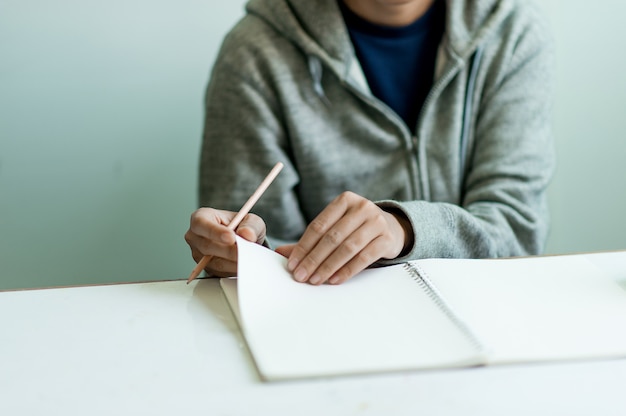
[186,162,284,284]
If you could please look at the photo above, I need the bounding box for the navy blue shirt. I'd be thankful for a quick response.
[339,1,446,131]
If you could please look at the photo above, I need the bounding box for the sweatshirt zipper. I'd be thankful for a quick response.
[342,51,470,201]
[412,54,466,201]
[341,78,422,199]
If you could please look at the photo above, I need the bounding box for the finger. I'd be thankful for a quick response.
[190,208,238,245]
[305,218,382,285]
[205,256,238,277]
[327,236,388,285]
[186,223,236,259]
[292,205,367,284]
[188,236,238,263]
[287,192,358,273]
[235,213,267,244]
[190,247,205,264]
[321,210,409,284]
[190,242,237,277]
[275,244,296,258]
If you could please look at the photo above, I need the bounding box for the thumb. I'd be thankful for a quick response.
[235,214,266,244]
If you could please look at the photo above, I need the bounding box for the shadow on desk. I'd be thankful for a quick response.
[189,278,239,332]
[188,278,261,380]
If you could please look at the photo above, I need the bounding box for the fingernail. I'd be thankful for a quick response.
[287,258,299,271]
[309,275,321,285]
[294,268,307,282]
[328,276,339,284]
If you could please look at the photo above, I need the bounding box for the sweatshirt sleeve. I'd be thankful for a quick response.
[378,10,556,262]
[198,38,307,247]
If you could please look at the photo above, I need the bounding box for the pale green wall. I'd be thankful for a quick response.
[0,0,249,289]
[545,0,626,254]
[1,1,625,290]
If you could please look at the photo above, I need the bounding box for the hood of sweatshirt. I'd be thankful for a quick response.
[245,0,518,82]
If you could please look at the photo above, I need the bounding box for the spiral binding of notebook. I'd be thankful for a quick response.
[403,262,488,356]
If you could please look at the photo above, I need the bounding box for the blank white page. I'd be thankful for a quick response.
[414,256,626,364]
[230,237,483,381]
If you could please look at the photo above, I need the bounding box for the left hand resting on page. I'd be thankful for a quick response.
[275,191,411,285]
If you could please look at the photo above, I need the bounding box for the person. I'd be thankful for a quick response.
[184,0,555,286]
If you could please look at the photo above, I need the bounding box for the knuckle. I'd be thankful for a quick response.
[322,229,343,246]
[189,208,222,240]
[189,209,201,223]
[340,238,360,256]
[335,191,354,207]
[300,254,320,271]
[373,212,388,228]
[352,247,377,268]
[338,191,352,201]
[358,198,376,214]
[316,262,335,278]
[300,252,325,274]
[190,207,209,224]
[356,250,375,266]
[309,218,328,235]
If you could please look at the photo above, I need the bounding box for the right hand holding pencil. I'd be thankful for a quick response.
[185,208,267,277]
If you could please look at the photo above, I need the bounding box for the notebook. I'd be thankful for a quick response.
[220,237,626,381]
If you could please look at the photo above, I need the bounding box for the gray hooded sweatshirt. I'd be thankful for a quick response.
[199,0,555,262]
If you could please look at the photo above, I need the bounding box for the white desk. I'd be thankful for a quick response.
[2,252,626,416]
